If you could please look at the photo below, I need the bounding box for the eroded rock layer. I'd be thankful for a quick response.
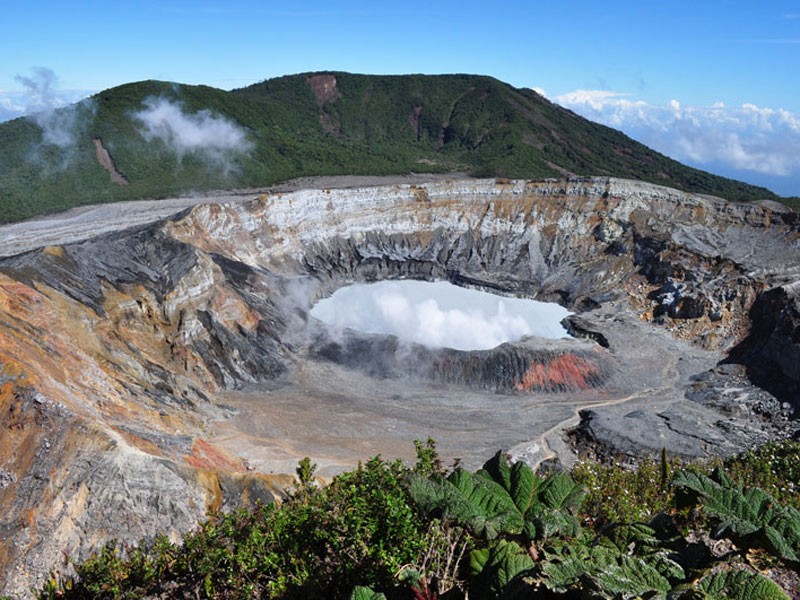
[0,177,798,595]
[310,331,614,392]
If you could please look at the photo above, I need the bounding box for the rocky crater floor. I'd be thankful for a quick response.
[0,176,798,595]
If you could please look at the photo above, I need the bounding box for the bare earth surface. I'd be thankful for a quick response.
[211,312,715,476]
[210,307,718,477]
[0,173,470,257]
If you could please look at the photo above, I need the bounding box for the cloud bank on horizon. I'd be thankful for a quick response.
[548,88,800,196]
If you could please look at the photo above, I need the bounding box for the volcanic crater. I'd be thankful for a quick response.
[0,176,799,594]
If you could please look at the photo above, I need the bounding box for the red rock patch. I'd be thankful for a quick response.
[185,439,248,472]
[514,353,602,392]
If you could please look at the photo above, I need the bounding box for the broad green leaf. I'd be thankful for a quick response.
[407,454,585,542]
[448,469,521,526]
[469,540,535,599]
[674,470,800,563]
[406,469,522,539]
[542,542,683,598]
[478,451,542,515]
[349,586,387,600]
[509,460,539,514]
[522,520,538,542]
[683,568,790,600]
[648,552,686,582]
[711,465,736,489]
[531,508,582,540]
[537,471,587,512]
[590,553,672,599]
[479,451,514,492]
[598,523,662,554]
[540,543,595,592]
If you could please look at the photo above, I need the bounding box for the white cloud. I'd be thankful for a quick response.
[0,92,27,122]
[0,92,25,110]
[10,67,94,146]
[554,89,800,178]
[554,89,634,112]
[132,97,253,167]
[309,280,571,351]
[0,86,92,124]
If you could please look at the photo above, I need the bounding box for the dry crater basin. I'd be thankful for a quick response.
[0,176,799,595]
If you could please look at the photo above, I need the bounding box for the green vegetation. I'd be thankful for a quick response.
[0,72,788,224]
[675,468,800,563]
[571,439,800,528]
[29,438,800,599]
[407,451,586,542]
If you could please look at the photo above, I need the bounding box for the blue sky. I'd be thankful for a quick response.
[2,0,800,195]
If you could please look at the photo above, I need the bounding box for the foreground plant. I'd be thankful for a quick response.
[406,450,586,543]
[31,439,799,599]
[674,467,800,564]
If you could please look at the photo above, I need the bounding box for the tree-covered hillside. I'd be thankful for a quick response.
[0,72,787,224]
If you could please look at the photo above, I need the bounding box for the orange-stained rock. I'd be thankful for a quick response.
[185,439,249,473]
[515,354,601,392]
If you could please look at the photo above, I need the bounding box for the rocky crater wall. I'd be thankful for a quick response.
[0,177,799,595]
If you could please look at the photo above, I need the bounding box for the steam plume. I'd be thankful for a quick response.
[309,281,571,351]
[14,67,92,147]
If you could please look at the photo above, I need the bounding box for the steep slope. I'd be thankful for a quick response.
[0,72,785,224]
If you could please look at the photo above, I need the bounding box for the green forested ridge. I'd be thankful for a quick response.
[27,438,800,599]
[0,71,788,224]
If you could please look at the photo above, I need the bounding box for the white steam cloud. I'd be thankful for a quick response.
[132,97,253,168]
[309,280,571,351]
[13,67,94,147]
[553,89,800,186]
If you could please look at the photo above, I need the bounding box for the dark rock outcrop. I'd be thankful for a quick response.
[311,330,614,392]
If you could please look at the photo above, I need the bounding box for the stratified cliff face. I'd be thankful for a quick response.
[0,177,798,595]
